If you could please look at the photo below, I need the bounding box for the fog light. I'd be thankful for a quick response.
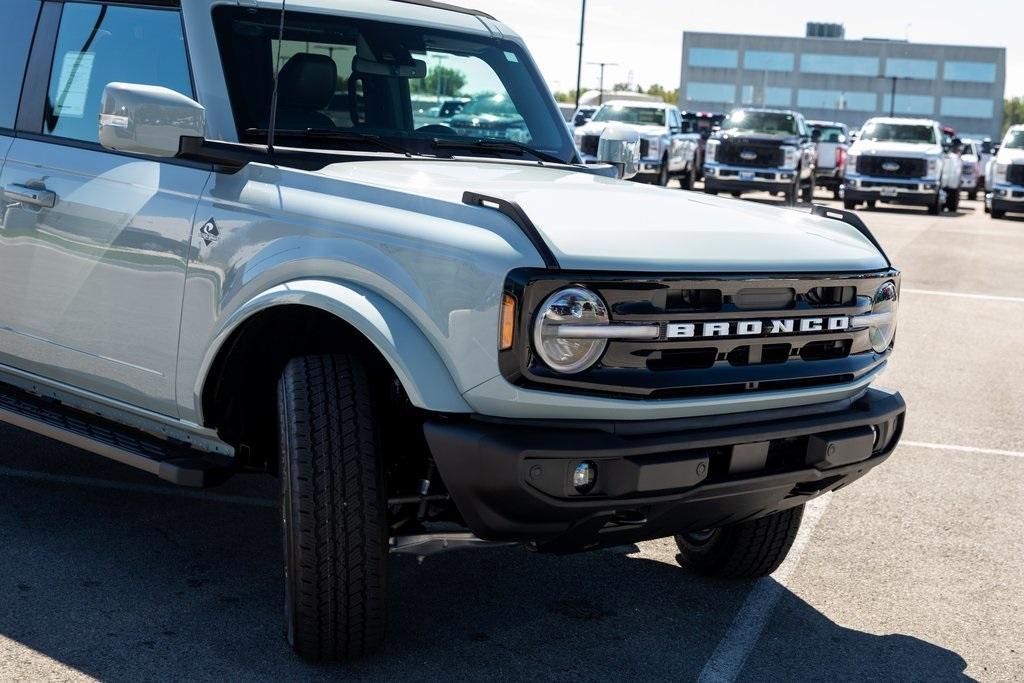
[572,461,597,493]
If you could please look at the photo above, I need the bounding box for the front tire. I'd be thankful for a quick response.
[968,189,978,201]
[656,156,669,186]
[679,166,695,191]
[927,192,941,215]
[945,187,960,212]
[278,355,388,662]
[992,208,1006,219]
[675,505,804,579]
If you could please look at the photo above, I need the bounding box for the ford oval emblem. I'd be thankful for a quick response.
[882,161,901,171]
[740,150,758,160]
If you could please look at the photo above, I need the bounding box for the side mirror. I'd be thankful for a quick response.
[597,125,640,179]
[99,83,205,158]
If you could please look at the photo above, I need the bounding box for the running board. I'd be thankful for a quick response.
[0,382,234,488]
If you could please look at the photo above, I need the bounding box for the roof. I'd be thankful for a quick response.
[863,116,940,126]
[807,120,847,128]
[600,100,671,109]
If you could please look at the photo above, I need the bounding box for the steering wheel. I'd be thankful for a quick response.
[416,124,457,136]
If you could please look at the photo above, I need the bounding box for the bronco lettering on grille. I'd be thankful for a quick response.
[666,316,850,339]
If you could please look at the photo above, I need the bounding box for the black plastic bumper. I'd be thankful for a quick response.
[992,197,1024,214]
[705,177,792,194]
[844,187,937,207]
[424,388,905,553]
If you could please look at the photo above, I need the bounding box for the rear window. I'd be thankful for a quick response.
[0,1,40,129]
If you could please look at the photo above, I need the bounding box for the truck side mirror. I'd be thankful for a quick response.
[99,82,206,158]
[597,125,640,179]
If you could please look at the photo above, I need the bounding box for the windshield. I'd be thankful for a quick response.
[810,125,846,143]
[722,111,798,135]
[1004,130,1024,149]
[860,122,937,144]
[592,105,666,126]
[212,7,575,162]
[960,142,976,156]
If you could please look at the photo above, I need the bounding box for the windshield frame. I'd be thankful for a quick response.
[722,110,800,136]
[211,6,578,164]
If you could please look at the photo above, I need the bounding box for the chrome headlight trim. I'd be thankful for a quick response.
[532,287,610,374]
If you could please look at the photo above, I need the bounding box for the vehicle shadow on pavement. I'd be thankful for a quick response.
[0,451,968,682]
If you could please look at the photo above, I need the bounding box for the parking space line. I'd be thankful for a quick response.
[697,493,833,683]
[901,441,1024,459]
[902,288,1024,303]
[0,465,277,507]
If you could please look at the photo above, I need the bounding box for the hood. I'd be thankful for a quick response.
[850,140,942,157]
[577,122,666,138]
[997,148,1024,164]
[317,159,888,273]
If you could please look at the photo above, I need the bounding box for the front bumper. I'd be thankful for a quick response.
[843,175,940,206]
[704,163,796,193]
[424,387,905,553]
[991,185,1024,213]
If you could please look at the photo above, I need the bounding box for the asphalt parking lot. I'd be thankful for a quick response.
[1,185,1022,682]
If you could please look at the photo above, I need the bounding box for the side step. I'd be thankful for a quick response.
[0,382,234,488]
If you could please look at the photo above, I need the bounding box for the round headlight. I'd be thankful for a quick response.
[532,287,609,373]
[867,281,899,353]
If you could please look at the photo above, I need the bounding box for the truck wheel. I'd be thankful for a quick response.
[968,190,978,201]
[278,355,388,661]
[679,167,694,191]
[656,157,669,186]
[927,193,941,215]
[784,181,798,206]
[945,189,960,212]
[674,505,804,579]
[992,209,1006,219]
[843,199,857,210]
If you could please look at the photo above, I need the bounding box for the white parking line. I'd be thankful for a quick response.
[901,440,1024,459]
[0,465,277,507]
[697,493,832,683]
[902,288,1024,303]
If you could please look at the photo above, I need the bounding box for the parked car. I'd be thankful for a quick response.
[0,0,905,663]
[958,139,983,201]
[574,101,698,187]
[843,117,962,214]
[808,120,850,199]
[680,110,726,179]
[703,108,818,205]
[986,124,1024,219]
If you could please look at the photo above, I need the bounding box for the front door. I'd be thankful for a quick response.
[0,1,210,417]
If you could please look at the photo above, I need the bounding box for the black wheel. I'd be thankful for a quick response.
[992,209,1006,219]
[704,187,718,195]
[731,191,742,198]
[833,188,841,200]
[945,188,960,212]
[656,156,669,186]
[675,505,804,579]
[843,199,857,210]
[784,181,798,206]
[800,178,814,204]
[968,190,978,201]
[927,193,941,215]
[278,355,388,661]
[866,200,877,210]
[679,166,694,191]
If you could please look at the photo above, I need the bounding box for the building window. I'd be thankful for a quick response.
[741,85,791,106]
[800,54,879,77]
[941,97,993,119]
[943,61,997,83]
[884,58,937,79]
[688,48,738,69]
[686,82,737,104]
[797,90,876,112]
[743,51,794,72]
[881,94,934,116]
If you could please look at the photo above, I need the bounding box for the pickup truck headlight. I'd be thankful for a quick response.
[781,145,798,169]
[645,136,661,158]
[995,163,1008,183]
[533,287,608,373]
[853,281,899,354]
[705,139,719,163]
[926,156,941,179]
[845,153,859,176]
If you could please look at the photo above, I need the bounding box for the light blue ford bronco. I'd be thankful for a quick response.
[0,0,905,661]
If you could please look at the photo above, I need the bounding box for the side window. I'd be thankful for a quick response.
[44,2,192,144]
[0,1,41,130]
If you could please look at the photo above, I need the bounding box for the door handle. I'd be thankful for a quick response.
[4,184,57,209]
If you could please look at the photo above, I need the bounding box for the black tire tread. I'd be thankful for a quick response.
[675,505,804,579]
[279,354,387,661]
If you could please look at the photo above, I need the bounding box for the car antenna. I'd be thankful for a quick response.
[266,0,287,163]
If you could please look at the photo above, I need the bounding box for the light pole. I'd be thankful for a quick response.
[574,0,586,110]
[588,61,618,105]
[881,75,917,117]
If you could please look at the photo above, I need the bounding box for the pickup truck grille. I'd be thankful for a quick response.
[1006,164,1024,186]
[716,142,784,168]
[579,135,600,156]
[856,156,927,179]
[501,270,896,399]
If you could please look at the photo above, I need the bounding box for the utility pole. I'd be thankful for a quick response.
[574,0,586,110]
[588,61,618,105]
[889,76,897,117]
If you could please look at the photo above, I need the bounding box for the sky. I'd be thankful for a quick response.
[446,0,1023,99]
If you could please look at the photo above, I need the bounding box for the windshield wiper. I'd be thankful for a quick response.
[245,128,416,156]
[431,138,568,165]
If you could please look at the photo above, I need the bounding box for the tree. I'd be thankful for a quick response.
[553,90,580,104]
[411,66,467,98]
[1005,97,1024,135]
[645,84,679,105]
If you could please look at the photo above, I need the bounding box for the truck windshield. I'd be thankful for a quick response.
[861,123,936,144]
[212,7,575,163]
[1004,130,1024,149]
[592,105,666,126]
[722,111,798,135]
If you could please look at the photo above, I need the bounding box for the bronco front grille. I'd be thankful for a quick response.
[857,156,927,179]
[500,270,897,399]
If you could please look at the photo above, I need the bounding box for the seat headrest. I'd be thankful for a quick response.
[277,53,337,111]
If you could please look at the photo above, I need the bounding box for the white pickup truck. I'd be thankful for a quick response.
[987,125,1024,219]
[843,117,962,214]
